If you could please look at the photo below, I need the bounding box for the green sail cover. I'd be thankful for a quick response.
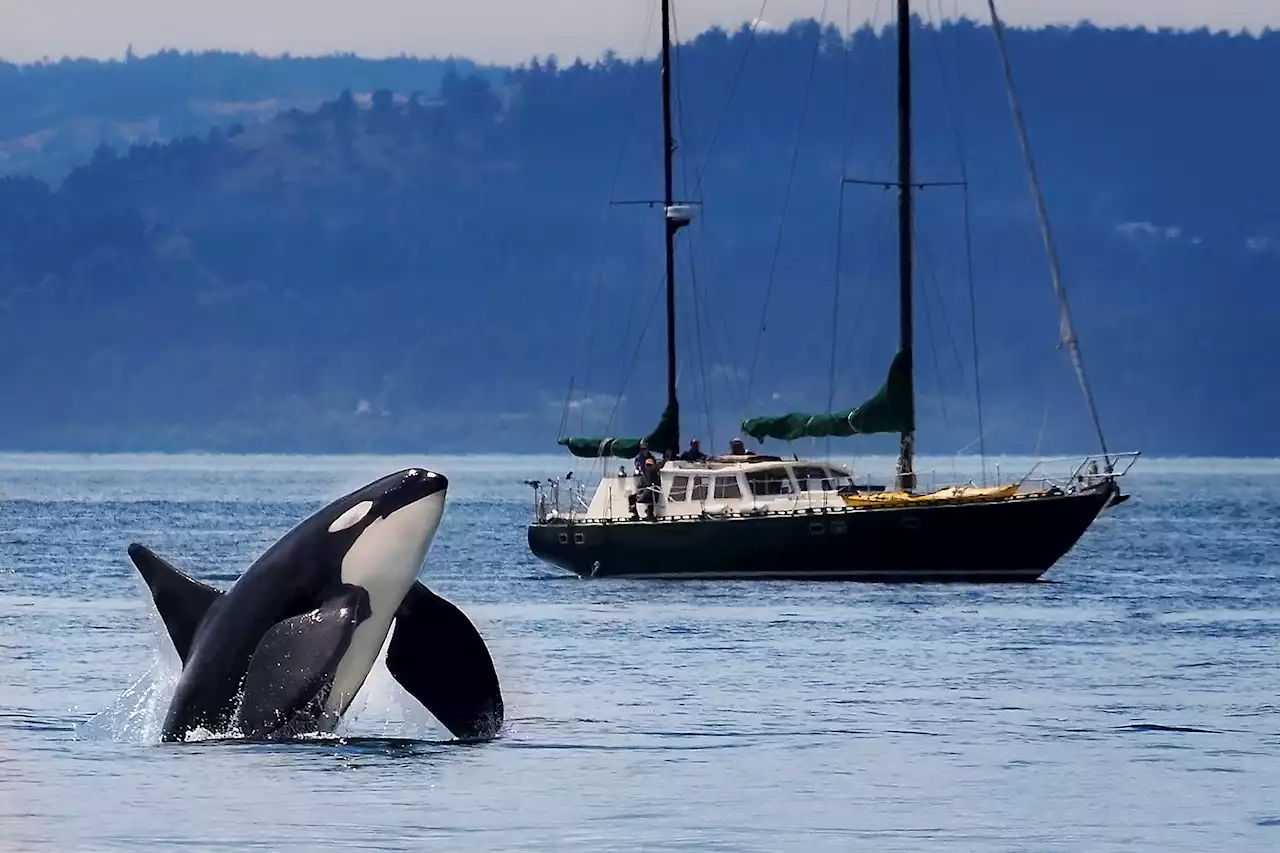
[741,352,914,442]
[559,401,680,459]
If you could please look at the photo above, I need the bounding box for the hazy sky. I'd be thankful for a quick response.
[2,0,1276,65]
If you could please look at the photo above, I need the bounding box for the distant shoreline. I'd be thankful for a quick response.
[0,450,1270,466]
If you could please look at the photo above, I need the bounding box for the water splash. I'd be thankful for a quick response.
[75,645,181,743]
[336,631,451,742]
[74,619,453,744]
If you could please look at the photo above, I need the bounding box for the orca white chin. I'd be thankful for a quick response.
[325,487,448,718]
[339,488,446,593]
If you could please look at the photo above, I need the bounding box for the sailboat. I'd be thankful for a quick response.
[526,0,1139,581]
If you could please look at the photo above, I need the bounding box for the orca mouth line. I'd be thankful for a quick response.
[376,468,448,518]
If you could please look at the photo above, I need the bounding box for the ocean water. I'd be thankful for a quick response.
[1,452,1278,851]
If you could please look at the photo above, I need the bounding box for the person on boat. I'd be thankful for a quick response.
[679,438,707,462]
[634,440,655,475]
[636,455,662,520]
[728,437,755,457]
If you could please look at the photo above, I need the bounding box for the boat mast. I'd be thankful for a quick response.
[658,0,681,457]
[895,0,917,492]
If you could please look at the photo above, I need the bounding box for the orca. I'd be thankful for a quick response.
[127,467,503,743]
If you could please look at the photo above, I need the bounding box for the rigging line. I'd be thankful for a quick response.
[921,216,978,421]
[599,270,670,438]
[961,182,986,482]
[681,118,749,425]
[568,0,660,435]
[672,0,736,443]
[985,0,1112,469]
[688,0,772,200]
[606,245,662,416]
[704,271,744,414]
[947,0,967,152]
[832,0,886,207]
[914,216,978,421]
[831,202,897,391]
[557,377,575,441]
[925,0,963,177]
[925,0,985,481]
[829,0,896,398]
[683,218,737,444]
[828,0,889,406]
[742,0,831,418]
[670,79,742,422]
[686,212,744,419]
[685,243,717,450]
[827,0,854,463]
[828,183,846,461]
[691,217,749,419]
[931,0,988,479]
[841,0,853,172]
[953,431,984,456]
[671,2,727,447]
[915,228,950,434]
[670,0,693,203]
[837,0,884,192]
[681,129,747,424]
[1035,380,1053,459]
[700,252,749,432]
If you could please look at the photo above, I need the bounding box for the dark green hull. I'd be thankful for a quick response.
[527,481,1124,581]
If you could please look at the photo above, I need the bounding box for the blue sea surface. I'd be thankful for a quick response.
[0,453,1277,851]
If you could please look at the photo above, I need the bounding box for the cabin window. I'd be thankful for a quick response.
[691,476,709,501]
[669,475,689,502]
[830,473,855,490]
[746,470,794,496]
[713,475,742,500]
[795,465,834,492]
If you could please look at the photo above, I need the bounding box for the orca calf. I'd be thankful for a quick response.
[127,467,503,743]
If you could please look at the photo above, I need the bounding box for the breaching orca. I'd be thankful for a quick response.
[127,467,503,743]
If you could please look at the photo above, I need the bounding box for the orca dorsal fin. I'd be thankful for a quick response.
[386,581,504,741]
[127,543,224,665]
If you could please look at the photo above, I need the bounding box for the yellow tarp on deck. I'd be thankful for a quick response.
[842,483,1022,508]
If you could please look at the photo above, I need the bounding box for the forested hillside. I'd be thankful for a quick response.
[0,50,493,180]
[0,20,1275,456]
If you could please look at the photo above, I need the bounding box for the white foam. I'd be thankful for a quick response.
[75,642,181,744]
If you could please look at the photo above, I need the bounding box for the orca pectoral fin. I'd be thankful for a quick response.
[386,581,504,741]
[235,586,372,740]
[127,542,224,665]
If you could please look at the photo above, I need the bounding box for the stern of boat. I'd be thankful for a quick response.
[524,474,598,576]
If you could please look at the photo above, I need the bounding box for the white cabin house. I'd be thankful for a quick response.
[542,456,868,523]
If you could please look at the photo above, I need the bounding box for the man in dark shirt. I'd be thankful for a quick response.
[679,438,707,462]
[634,452,662,520]
[634,440,655,474]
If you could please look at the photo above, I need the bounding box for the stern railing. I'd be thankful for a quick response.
[526,474,590,524]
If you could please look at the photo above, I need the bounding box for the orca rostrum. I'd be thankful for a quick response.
[127,467,503,743]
